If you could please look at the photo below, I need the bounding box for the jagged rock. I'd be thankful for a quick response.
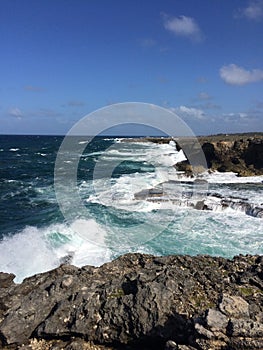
[227,319,263,337]
[206,309,228,331]
[219,294,250,319]
[177,345,197,350]
[165,342,197,350]
[195,323,214,339]
[175,160,194,176]
[0,273,15,289]
[164,340,177,349]
[0,253,262,349]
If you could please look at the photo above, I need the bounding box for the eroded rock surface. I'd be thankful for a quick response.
[176,134,263,176]
[0,254,262,349]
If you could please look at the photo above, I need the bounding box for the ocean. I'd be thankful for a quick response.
[0,135,262,282]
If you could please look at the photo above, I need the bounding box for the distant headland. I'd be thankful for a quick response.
[125,132,263,177]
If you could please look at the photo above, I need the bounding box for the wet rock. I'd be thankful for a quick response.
[175,160,193,176]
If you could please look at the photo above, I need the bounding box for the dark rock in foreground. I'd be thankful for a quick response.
[0,253,263,349]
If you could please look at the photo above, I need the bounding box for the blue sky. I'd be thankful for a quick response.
[0,0,263,135]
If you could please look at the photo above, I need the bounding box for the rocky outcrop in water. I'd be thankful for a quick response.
[0,253,262,349]
[134,180,263,218]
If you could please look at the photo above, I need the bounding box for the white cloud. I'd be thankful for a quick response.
[223,112,248,121]
[222,112,250,123]
[236,0,263,20]
[162,14,203,42]
[172,105,206,119]
[220,64,263,85]
[8,107,23,119]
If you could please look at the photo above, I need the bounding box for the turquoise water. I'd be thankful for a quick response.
[0,135,262,282]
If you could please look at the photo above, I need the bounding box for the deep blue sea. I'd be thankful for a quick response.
[0,135,262,282]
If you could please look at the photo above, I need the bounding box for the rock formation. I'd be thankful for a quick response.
[176,134,263,177]
[124,133,263,176]
[0,253,262,349]
[134,180,263,218]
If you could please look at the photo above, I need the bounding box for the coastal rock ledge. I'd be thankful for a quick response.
[0,253,263,350]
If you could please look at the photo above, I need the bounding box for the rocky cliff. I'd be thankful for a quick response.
[0,253,262,350]
[176,134,263,177]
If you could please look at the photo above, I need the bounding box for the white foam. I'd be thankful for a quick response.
[70,218,106,246]
[81,151,102,157]
[114,138,125,143]
[0,227,57,282]
[79,139,263,218]
[83,140,190,213]
[101,140,185,168]
[88,171,167,212]
[0,219,111,283]
[9,148,19,152]
[202,171,263,184]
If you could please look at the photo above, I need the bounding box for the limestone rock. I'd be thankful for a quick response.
[206,309,229,330]
[0,253,262,349]
[177,134,263,176]
[219,294,250,319]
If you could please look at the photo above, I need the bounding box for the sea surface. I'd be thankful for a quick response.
[0,135,262,282]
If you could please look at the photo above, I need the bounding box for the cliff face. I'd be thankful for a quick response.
[176,135,263,176]
[201,138,263,176]
[0,253,263,350]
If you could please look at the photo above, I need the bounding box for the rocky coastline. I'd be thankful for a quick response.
[130,133,263,219]
[0,253,263,350]
[177,133,263,177]
[1,133,262,350]
[129,133,263,177]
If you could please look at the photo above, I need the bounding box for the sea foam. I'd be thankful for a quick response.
[0,219,111,283]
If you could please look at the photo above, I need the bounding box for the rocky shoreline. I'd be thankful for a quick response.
[1,253,263,349]
[130,133,263,219]
[129,133,263,177]
[0,134,262,349]
[134,180,263,219]
[179,133,263,177]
